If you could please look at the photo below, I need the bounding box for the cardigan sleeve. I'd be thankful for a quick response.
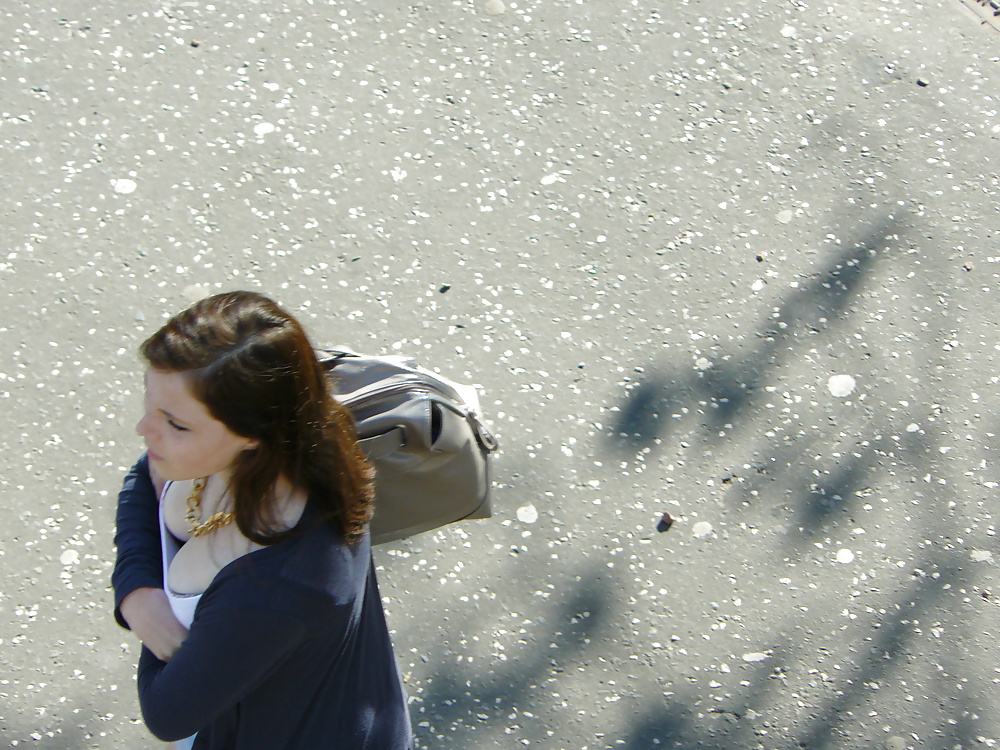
[111,454,164,628]
[136,595,308,741]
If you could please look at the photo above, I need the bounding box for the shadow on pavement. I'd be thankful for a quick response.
[407,210,991,747]
[409,567,613,747]
[439,208,987,747]
[409,534,982,749]
[611,212,902,449]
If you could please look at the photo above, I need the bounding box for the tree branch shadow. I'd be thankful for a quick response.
[406,567,614,747]
[599,545,983,750]
[610,212,902,448]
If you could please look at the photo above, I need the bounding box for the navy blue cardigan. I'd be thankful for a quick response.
[112,455,412,749]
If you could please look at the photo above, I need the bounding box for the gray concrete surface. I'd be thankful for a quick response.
[2,0,998,748]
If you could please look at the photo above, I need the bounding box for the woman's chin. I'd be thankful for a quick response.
[146,455,187,481]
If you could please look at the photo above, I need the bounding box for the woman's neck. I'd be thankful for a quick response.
[268,474,309,531]
[205,471,307,533]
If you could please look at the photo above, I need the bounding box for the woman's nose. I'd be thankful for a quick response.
[135,412,153,438]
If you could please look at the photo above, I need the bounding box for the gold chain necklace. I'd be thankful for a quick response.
[185,477,235,537]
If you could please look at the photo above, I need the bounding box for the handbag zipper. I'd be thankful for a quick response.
[334,378,498,452]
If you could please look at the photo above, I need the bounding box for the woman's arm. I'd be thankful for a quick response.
[112,454,162,621]
[137,599,307,741]
[136,519,375,740]
[112,454,189,660]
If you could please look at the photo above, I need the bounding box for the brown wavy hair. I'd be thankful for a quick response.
[140,291,374,545]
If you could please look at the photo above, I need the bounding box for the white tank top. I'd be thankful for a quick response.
[159,480,202,630]
[158,482,201,749]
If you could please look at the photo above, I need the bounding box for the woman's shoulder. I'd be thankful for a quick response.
[208,513,371,611]
[279,509,372,590]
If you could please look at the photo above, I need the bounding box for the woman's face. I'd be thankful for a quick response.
[136,368,258,482]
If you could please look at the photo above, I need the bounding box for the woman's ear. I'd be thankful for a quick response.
[243,438,260,451]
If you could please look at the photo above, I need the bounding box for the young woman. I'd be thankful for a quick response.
[111,291,412,749]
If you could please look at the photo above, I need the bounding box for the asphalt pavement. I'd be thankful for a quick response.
[1,0,998,748]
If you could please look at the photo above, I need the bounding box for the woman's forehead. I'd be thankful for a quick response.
[145,368,210,421]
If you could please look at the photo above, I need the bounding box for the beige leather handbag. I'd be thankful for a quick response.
[318,349,498,545]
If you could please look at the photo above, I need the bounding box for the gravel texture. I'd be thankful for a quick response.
[1,0,998,748]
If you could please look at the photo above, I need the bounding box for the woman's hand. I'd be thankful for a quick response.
[120,587,189,662]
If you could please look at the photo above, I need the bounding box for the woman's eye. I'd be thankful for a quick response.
[168,419,190,432]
